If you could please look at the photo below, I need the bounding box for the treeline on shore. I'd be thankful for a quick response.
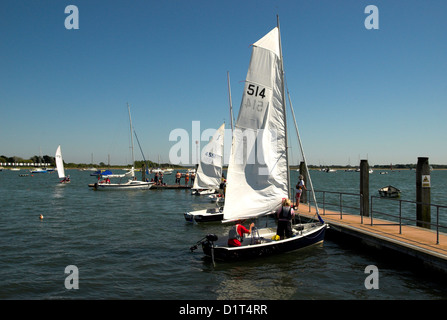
[2,155,446,170]
[0,155,182,169]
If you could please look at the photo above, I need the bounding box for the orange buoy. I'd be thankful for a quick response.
[39,214,44,220]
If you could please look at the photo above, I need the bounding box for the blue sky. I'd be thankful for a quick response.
[1,0,446,166]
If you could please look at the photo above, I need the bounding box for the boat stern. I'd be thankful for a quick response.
[184,212,195,222]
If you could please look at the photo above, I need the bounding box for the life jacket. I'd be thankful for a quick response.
[278,206,292,221]
[228,224,243,242]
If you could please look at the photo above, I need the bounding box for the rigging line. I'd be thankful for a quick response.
[283,74,322,220]
[133,129,150,174]
[227,71,235,133]
[127,103,135,166]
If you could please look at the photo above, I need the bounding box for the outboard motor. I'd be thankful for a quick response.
[206,234,218,242]
[190,234,218,267]
[190,234,218,252]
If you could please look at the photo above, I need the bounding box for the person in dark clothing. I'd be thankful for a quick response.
[276,198,295,239]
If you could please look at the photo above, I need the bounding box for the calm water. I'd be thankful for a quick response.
[1,168,446,300]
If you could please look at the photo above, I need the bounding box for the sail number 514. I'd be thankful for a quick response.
[247,84,266,98]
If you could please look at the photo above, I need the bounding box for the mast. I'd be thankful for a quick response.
[227,71,234,133]
[127,103,135,172]
[277,15,291,200]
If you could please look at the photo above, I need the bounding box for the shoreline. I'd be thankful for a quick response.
[2,166,446,171]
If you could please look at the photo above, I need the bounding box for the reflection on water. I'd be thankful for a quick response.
[215,244,329,300]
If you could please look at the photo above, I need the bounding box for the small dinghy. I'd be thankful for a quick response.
[190,19,328,263]
[378,185,401,198]
[184,207,223,223]
[55,145,70,184]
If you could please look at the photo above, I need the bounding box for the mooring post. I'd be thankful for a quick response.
[360,160,369,218]
[416,157,431,229]
[299,161,308,204]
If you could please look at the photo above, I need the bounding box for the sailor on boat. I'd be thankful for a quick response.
[228,221,255,247]
[60,175,71,183]
[276,198,295,240]
[219,178,226,197]
[99,177,111,184]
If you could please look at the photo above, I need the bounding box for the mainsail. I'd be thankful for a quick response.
[55,145,65,179]
[223,27,288,221]
[192,123,225,190]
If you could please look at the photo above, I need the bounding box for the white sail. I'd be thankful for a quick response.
[192,123,225,190]
[55,145,65,179]
[223,27,288,221]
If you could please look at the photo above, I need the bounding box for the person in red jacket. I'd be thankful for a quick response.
[227,221,255,247]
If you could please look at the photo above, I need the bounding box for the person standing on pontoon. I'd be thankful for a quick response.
[295,175,307,210]
[175,171,181,185]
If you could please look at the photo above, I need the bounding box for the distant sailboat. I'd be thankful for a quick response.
[89,104,154,191]
[30,148,47,173]
[55,145,70,183]
[151,155,174,175]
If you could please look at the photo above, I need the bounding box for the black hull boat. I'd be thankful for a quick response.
[193,223,328,262]
[378,185,401,198]
[184,207,223,223]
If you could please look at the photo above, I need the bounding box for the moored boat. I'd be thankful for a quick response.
[185,123,225,222]
[197,223,327,262]
[378,185,401,198]
[88,104,153,191]
[191,18,328,263]
[184,207,223,223]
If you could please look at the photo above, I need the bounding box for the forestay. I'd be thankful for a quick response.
[223,27,288,221]
[192,123,225,191]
